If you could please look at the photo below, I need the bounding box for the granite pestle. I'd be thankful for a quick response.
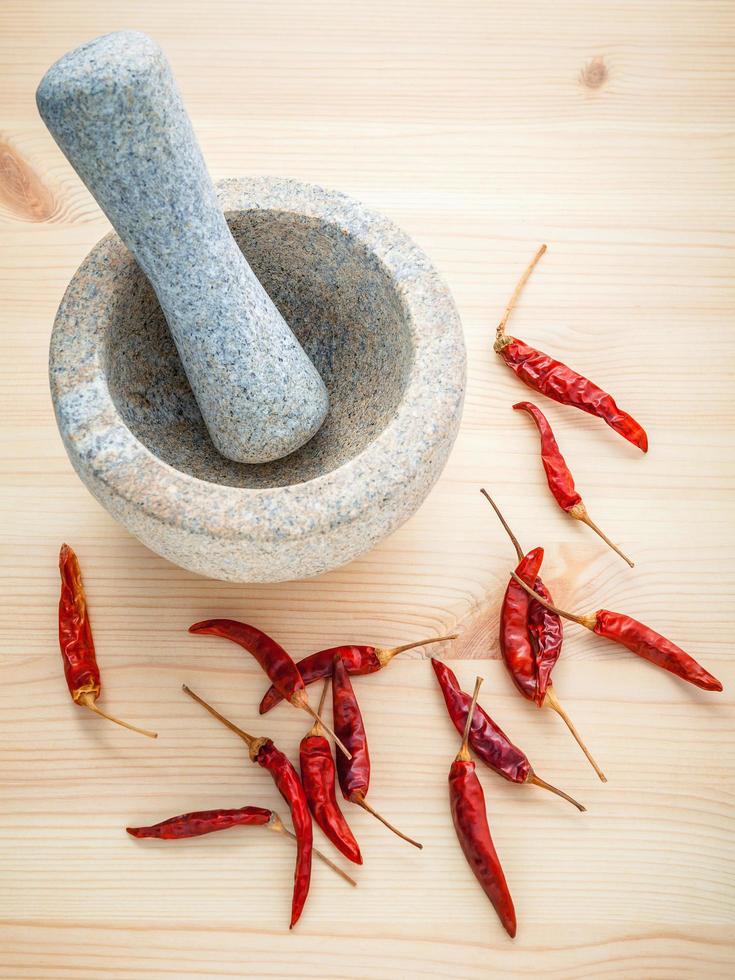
[36,31,329,464]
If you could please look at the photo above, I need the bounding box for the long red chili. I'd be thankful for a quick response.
[128,805,272,839]
[58,544,157,739]
[259,633,457,714]
[127,803,356,886]
[511,574,723,692]
[501,545,548,704]
[481,491,562,708]
[493,245,648,453]
[332,655,422,849]
[300,679,362,865]
[482,492,606,781]
[431,659,584,811]
[181,685,313,929]
[449,677,516,938]
[513,400,633,566]
[189,619,351,757]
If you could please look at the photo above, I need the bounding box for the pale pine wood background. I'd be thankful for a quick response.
[1,1,733,977]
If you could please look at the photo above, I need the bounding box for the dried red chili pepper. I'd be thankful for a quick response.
[510,574,723,692]
[58,544,157,739]
[482,492,606,781]
[300,679,362,865]
[493,246,648,453]
[431,659,584,811]
[182,685,314,928]
[189,619,351,758]
[128,805,273,838]
[332,655,422,849]
[259,632,457,715]
[513,400,633,566]
[449,676,516,938]
[127,804,356,886]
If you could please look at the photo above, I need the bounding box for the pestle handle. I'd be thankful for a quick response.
[36,31,328,464]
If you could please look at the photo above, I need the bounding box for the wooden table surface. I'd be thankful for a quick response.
[1,2,733,977]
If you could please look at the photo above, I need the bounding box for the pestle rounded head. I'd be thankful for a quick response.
[37,31,329,464]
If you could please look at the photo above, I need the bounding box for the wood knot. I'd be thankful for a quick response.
[579,56,608,90]
[0,137,58,222]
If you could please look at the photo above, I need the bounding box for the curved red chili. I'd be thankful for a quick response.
[432,658,529,782]
[332,655,422,849]
[300,734,362,865]
[510,575,723,693]
[258,739,314,928]
[513,400,634,566]
[127,805,272,839]
[482,493,605,781]
[493,246,648,453]
[259,634,456,714]
[127,803,356,888]
[58,544,156,739]
[190,619,305,701]
[332,656,372,803]
[432,659,584,810]
[189,619,350,757]
[500,546,546,704]
[527,575,564,703]
[513,401,580,510]
[594,611,722,691]
[181,686,313,929]
[300,679,362,865]
[448,677,516,938]
[482,491,563,707]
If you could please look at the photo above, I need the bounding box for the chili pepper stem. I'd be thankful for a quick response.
[270,813,357,888]
[509,572,597,630]
[528,772,586,812]
[293,692,352,760]
[307,677,330,737]
[376,633,459,666]
[494,244,547,351]
[479,489,523,560]
[543,686,607,783]
[456,676,483,762]
[569,502,634,568]
[77,692,157,739]
[181,684,255,746]
[354,796,423,850]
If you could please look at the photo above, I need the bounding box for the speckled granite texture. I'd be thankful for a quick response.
[50,177,466,582]
[37,31,328,464]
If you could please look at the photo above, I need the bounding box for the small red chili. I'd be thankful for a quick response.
[259,633,457,714]
[493,245,648,453]
[448,677,516,938]
[182,685,314,928]
[431,659,584,811]
[128,805,273,839]
[189,619,351,758]
[511,574,723,692]
[58,544,157,739]
[127,804,356,886]
[300,679,362,865]
[482,490,563,708]
[482,492,606,781]
[332,655,422,850]
[513,400,633,566]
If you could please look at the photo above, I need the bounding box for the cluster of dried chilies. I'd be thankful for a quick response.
[57,247,722,936]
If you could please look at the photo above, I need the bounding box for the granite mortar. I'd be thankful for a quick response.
[49,177,466,582]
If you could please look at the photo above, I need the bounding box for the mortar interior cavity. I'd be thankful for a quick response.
[105,209,414,489]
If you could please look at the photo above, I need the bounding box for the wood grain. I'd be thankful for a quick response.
[1,1,733,977]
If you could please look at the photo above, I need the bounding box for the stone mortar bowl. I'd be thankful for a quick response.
[50,177,465,582]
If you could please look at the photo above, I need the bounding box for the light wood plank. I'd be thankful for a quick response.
[1,0,733,976]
